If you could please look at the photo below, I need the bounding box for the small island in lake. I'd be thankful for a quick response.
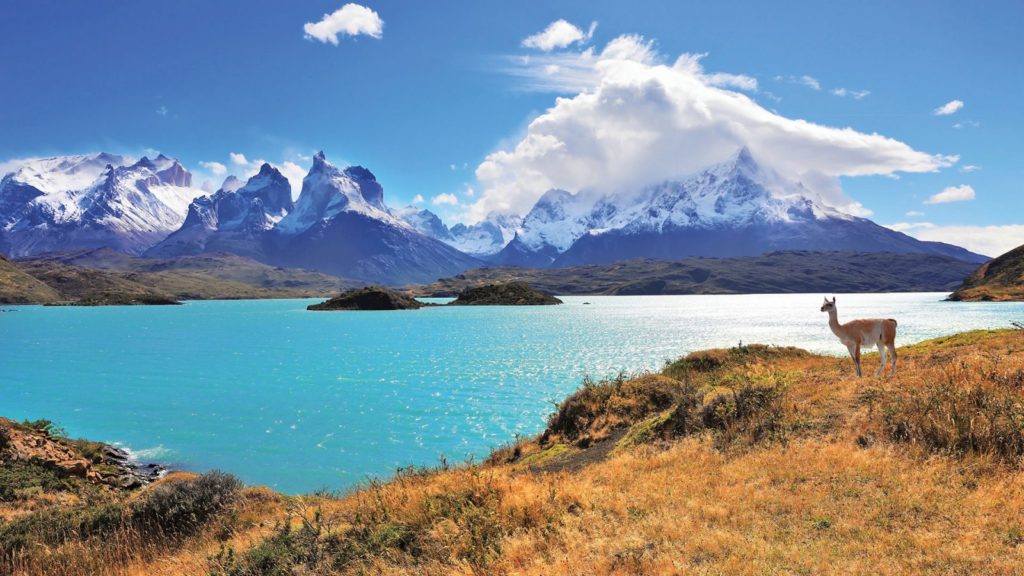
[448,282,563,306]
[307,286,426,310]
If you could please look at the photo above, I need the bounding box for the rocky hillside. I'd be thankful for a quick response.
[0,248,352,304]
[412,251,982,297]
[4,329,1024,575]
[0,254,59,304]
[948,243,1024,301]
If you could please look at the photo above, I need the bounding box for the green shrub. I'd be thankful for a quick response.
[0,463,72,502]
[131,471,242,540]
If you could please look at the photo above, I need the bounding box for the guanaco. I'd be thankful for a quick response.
[820,297,897,377]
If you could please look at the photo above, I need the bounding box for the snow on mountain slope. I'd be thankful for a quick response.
[395,207,521,257]
[495,147,986,267]
[0,153,204,256]
[277,151,401,234]
[146,163,293,258]
[447,213,521,257]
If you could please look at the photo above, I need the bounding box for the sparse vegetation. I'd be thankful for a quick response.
[948,242,1024,302]
[4,328,1024,575]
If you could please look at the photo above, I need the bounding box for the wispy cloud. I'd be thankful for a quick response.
[775,74,821,91]
[831,87,870,99]
[933,99,964,116]
[960,164,981,173]
[304,3,383,45]
[925,184,975,204]
[229,152,248,166]
[905,210,925,217]
[156,105,168,117]
[953,120,980,129]
[522,19,597,52]
[411,194,424,205]
[886,222,1023,258]
[199,161,227,175]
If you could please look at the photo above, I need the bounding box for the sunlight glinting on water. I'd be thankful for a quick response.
[2,293,1022,493]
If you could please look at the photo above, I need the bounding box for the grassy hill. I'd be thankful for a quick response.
[949,243,1024,301]
[0,249,352,304]
[3,328,1024,575]
[410,251,982,296]
[0,255,60,304]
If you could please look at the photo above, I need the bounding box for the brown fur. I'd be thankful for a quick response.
[820,297,897,377]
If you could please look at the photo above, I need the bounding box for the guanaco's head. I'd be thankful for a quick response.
[820,296,836,313]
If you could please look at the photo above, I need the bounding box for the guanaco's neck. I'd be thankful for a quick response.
[827,308,842,334]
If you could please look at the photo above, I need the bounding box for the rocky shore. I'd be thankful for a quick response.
[0,417,165,490]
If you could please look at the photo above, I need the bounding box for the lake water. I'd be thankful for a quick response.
[2,293,1022,493]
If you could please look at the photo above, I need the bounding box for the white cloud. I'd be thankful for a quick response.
[885,222,1024,258]
[432,193,459,206]
[156,105,168,117]
[199,161,227,175]
[522,19,596,52]
[925,184,975,204]
[831,87,870,99]
[229,152,248,166]
[472,35,957,220]
[934,99,964,116]
[798,75,821,90]
[411,194,424,205]
[278,161,308,201]
[960,164,980,173]
[464,184,475,197]
[776,74,819,90]
[905,210,926,217]
[304,3,383,45]
[953,120,980,129]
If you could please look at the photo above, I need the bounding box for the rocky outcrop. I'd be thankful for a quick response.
[448,282,562,306]
[0,418,165,489]
[307,286,426,311]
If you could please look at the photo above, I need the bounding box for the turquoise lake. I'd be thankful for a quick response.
[2,293,1022,493]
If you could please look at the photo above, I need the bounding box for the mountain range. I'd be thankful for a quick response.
[0,147,987,286]
[484,148,985,267]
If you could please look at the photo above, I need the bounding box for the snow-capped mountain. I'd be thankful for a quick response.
[395,207,521,258]
[495,147,986,266]
[265,152,481,284]
[146,163,293,259]
[0,153,204,256]
[149,151,481,284]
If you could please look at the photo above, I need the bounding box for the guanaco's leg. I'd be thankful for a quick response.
[847,344,862,377]
[887,343,897,376]
[875,341,887,377]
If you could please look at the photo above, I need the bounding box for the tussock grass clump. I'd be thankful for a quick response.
[131,471,243,540]
[663,343,810,379]
[0,471,242,576]
[878,360,1024,462]
[546,373,687,444]
[212,469,543,575]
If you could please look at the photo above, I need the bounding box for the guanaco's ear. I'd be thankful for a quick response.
[832,297,837,304]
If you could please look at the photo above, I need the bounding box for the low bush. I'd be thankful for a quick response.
[0,462,74,502]
[546,373,688,444]
[879,361,1024,462]
[132,471,243,540]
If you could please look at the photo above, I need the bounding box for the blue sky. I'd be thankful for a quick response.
[1,0,1021,254]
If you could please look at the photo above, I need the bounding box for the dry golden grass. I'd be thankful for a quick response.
[6,328,1024,575]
